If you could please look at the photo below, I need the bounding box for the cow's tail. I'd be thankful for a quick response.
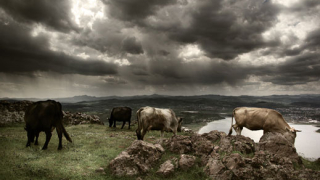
[228,109,236,136]
[62,124,72,143]
[56,102,72,142]
[136,108,143,140]
[57,122,72,143]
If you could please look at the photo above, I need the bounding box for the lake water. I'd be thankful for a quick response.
[198,117,320,160]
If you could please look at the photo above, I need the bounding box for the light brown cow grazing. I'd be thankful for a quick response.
[136,106,183,141]
[228,107,300,144]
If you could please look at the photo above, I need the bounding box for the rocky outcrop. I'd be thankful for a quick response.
[258,132,301,165]
[109,140,165,176]
[0,100,33,126]
[0,100,104,126]
[110,131,320,179]
[62,111,104,125]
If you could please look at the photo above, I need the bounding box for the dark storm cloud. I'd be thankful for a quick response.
[0,18,117,76]
[289,0,320,12]
[152,0,281,60]
[304,28,320,50]
[121,37,144,54]
[0,0,79,33]
[122,54,252,87]
[71,19,143,56]
[256,53,320,85]
[102,0,176,22]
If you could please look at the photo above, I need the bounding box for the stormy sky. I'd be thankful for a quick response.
[0,0,320,98]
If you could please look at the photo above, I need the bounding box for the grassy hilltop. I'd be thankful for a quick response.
[0,124,207,180]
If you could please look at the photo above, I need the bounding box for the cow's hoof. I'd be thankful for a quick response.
[58,146,62,150]
[42,147,47,150]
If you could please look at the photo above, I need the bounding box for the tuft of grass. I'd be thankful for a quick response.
[302,157,320,171]
[0,124,208,180]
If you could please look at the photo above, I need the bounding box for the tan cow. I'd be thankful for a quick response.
[136,106,183,141]
[228,107,300,143]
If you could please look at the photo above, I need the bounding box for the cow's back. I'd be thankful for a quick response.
[139,107,178,131]
[111,107,132,120]
[234,107,289,132]
[234,107,270,130]
[25,100,62,129]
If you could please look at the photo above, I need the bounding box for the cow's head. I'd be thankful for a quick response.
[136,129,143,140]
[107,118,113,127]
[285,127,301,144]
[177,117,183,132]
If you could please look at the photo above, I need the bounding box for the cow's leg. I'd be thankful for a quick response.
[173,129,177,136]
[56,127,63,150]
[233,124,242,135]
[160,130,164,143]
[42,130,52,150]
[34,131,40,145]
[113,120,116,128]
[128,121,131,129]
[121,121,125,129]
[236,127,243,135]
[26,130,34,147]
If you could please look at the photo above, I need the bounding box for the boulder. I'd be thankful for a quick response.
[258,132,302,165]
[231,135,255,155]
[223,153,245,170]
[191,135,214,156]
[157,159,175,177]
[251,150,271,168]
[178,154,196,170]
[109,140,164,176]
[217,136,233,154]
[201,130,226,143]
[204,157,225,178]
[164,135,193,154]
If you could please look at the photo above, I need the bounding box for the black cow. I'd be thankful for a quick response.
[108,107,132,129]
[24,100,72,150]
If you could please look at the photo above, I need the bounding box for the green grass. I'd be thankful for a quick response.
[0,124,204,180]
[302,158,320,171]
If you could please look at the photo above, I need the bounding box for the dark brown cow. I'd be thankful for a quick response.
[136,106,182,141]
[108,107,132,129]
[24,100,72,150]
[228,107,300,144]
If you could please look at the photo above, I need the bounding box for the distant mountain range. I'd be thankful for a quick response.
[1,94,320,107]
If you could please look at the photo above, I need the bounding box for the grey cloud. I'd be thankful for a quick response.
[163,0,281,60]
[103,76,128,85]
[289,0,320,12]
[304,28,320,50]
[0,0,79,33]
[0,18,117,76]
[102,0,177,22]
[72,19,143,56]
[121,37,144,54]
[256,53,320,85]
[122,55,252,87]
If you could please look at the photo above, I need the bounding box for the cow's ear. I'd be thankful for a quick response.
[295,129,302,132]
[285,127,290,132]
[178,117,183,123]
